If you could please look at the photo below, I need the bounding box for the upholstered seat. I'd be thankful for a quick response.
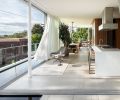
[50,47,66,66]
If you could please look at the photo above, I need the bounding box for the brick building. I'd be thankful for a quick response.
[0,38,27,48]
[0,38,28,67]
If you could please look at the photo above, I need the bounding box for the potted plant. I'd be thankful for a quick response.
[59,23,71,56]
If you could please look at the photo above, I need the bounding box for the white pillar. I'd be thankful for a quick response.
[28,0,32,78]
[44,12,47,26]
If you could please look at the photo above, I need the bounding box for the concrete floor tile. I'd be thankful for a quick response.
[41,95,49,100]
[48,95,73,100]
[74,95,92,100]
[99,95,120,100]
[4,47,120,95]
[91,95,99,100]
[32,63,68,75]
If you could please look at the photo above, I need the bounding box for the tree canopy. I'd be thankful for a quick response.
[32,24,44,35]
[72,28,88,43]
[31,24,44,43]
[59,23,71,47]
[0,31,27,38]
[32,34,42,43]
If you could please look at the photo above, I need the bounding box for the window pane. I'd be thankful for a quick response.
[0,0,45,68]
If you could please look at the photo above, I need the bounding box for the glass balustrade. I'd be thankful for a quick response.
[0,43,39,68]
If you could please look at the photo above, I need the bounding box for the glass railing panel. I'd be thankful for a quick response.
[0,43,39,69]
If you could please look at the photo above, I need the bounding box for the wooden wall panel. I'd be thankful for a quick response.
[93,19,107,45]
[114,18,120,48]
[92,18,120,48]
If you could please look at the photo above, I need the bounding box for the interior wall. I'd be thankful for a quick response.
[114,18,120,48]
[92,18,120,48]
[92,18,108,45]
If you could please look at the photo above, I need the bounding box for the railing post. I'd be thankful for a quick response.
[28,97,32,100]
[35,43,38,51]
[0,49,2,66]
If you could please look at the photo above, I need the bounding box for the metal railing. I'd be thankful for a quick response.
[0,43,39,68]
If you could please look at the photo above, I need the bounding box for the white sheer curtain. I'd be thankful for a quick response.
[34,15,59,61]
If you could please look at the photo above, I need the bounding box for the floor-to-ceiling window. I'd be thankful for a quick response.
[0,0,45,99]
[0,0,45,68]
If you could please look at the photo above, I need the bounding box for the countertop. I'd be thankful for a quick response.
[92,46,120,52]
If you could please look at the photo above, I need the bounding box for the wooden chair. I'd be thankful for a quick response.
[88,45,95,74]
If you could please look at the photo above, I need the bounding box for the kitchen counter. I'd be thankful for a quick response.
[92,46,120,77]
[92,46,120,52]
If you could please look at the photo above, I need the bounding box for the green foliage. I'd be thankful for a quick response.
[72,32,80,43]
[0,24,44,44]
[77,28,88,40]
[11,31,27,38]
[59,23,71,47]
[3,35,9,38]
[32,24,44,35]
[0,31,27,38]
[31,24,44,43]
[32,33,42,43]
[72,28,88,43]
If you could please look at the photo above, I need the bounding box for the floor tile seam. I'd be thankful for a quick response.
[62,63,70,75]
[72,95,74,100]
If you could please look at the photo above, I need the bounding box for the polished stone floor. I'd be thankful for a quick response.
[2,47,120,99]
[41,95,120,100]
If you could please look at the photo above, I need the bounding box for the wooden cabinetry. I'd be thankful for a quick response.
[92,18,120,48]
[92,18,107,45]
[114,18,120,48]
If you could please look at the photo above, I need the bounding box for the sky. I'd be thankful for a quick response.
[0,0,44,35]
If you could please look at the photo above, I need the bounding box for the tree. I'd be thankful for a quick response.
[72,32,80,43]
[31,24,44,43]
[12,31,27,38]
[32,24,44,35]
[32,34,42,43]
[2,31,27,38]
[59,23,71,47]
[72,28,88,43]
[78,28,88,41]
[59,23,71,56]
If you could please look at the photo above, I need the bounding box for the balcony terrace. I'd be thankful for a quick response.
[1,47,120,100]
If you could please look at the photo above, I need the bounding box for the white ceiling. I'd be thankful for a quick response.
[32,0,119,26]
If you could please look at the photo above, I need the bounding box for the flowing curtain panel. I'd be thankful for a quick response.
[34,15,60,62]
